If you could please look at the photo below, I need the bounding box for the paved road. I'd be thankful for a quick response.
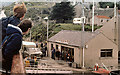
[26,57,92,74]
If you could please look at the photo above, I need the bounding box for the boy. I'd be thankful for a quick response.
[2,19,33,72]
[2,2,27,40]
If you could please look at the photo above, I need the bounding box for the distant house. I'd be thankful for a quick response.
[74,4,114,26]
[90,15,110,26]
[74,3,91,25]
[89,8,114,26]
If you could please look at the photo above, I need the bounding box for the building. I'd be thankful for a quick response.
[90,15,110,26]
[88,8,114,26]
[47,30,118,69]
[47,11,120,68]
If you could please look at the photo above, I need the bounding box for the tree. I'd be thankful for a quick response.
[99,2,120,10]
[99,2,114,8]
[89,4,93,9]
[50,2,75,23]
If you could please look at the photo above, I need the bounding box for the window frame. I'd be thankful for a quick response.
[100,49,113,57]
[51,44,53,50]
[56,45,58,50]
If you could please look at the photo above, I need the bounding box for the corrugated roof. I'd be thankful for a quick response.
[49,30,99,47]
[96,15,110,19]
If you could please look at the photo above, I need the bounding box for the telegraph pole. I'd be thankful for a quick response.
[44,17,49,41]
[114,0,117,42]
[82,0,85,31]
[47,19,49,41]
[92,0,94,32]
[82,0,85,68]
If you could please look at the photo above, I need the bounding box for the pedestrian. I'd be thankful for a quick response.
[1,2,27,41]
[36,42,38,48]
[56,49,60,60]
[51,47,55,60]
[2,19,33,72]
[45,46,47,56]
[41,42,43,48]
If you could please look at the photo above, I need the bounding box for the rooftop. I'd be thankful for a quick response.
[96,15,110,19]
[49,30,99,47]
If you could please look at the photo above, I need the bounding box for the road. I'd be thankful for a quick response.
[25,57,94,74]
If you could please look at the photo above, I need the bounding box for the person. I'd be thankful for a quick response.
[2,19,33,72]
[56,49,60,60]
[2,2,27,40]
[41,42,43,48]
[51,47,55,60]
[45,46,47,56]
[36,42,38,48]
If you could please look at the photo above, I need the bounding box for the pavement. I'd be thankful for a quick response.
[25,56,94,74]
[37,57,90,73]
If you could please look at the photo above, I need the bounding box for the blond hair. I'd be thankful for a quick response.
[13,2,27,18]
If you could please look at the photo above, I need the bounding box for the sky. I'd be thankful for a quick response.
[0,0,120,2]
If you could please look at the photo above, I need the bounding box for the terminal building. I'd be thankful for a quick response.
[47,17,119,69]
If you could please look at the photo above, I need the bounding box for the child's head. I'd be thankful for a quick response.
[18,19,33,34]
[13,2,27,19]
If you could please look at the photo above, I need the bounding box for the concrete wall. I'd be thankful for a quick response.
[74,47,82,67]
[85,33,118,68]
[99,18,115,43]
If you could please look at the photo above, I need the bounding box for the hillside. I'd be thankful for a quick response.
[2,2,102,42]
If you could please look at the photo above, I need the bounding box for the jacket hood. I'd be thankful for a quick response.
[6,24,22,36]
[9,16,20,26]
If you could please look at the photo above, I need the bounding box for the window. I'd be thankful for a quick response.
[101,20,103,22]
[56,45,58,50]
[101,49,113,57]
[51,44,53,50]
[107,20,109,22]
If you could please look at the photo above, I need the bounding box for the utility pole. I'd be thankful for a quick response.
[82,1,85,31]
[47,19,49,41]
[30,30,32,41]
[44,17,49,41]
[29,18,32,41]
[92,0,94,32]
[114,0,117,42]
[114,0,117,18]
[82,0,85,68]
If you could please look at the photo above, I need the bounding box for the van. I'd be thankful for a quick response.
[73,17,85,24]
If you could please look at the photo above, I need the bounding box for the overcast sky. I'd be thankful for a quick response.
[0,0,120,2]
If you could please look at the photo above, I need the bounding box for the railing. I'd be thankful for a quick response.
[11,50,25,74]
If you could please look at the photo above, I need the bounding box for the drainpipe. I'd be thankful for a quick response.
[82,47,85,68]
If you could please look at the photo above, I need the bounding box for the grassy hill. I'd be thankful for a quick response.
[2,2,102,42]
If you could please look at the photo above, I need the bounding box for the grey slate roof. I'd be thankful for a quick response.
[94,8,114,18]
[49,30,99,47]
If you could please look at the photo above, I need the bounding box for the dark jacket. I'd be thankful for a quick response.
[2,16,21,40]
[2,24,22,59]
